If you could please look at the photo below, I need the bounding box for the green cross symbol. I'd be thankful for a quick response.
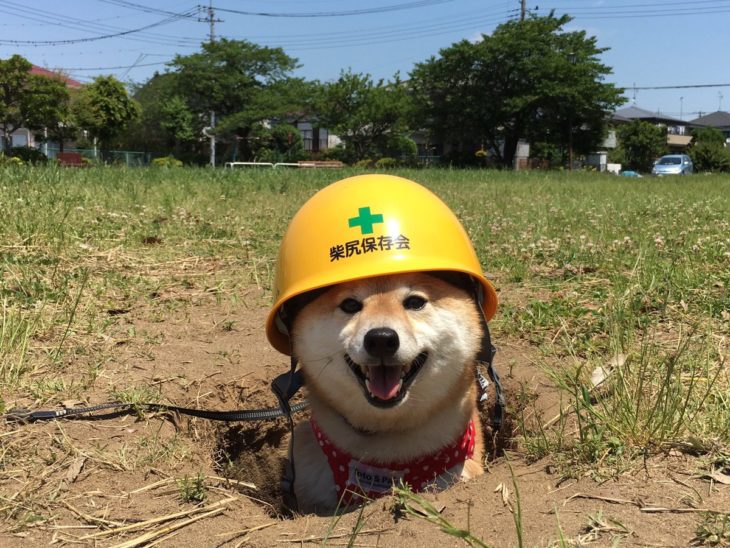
[348,206,384,235]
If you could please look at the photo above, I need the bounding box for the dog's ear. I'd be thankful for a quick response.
[281,287,329,328]
[427,271,475,294]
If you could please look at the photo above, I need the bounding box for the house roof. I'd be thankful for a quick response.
[613,105,683,124]
[689,111,730,128]
[30,65,83,89]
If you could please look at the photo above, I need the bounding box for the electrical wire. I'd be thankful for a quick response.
[0,11,197,46]
[245,12,514,50]
[0,0,202,47]
[539,0,730,19]
[628,83,730,91]
[215,0,454,18]
[95,0,196,18]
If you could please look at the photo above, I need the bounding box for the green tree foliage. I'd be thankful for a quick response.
[124,39,305,163]
[313,70,413,162]
[170,39,297,120]
[616,120,667,171]
[0,55,71,152]
[247,123,305,162]
[690,127,730,172]
[409,14,624,167]
[74,75,140,152]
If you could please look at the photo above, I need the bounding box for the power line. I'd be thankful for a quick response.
[55,60,171,71]
[95,0,196,18]
[0,1,202,47]
[547,0,730,10]
[628,83,730,91]
[215,0,453,18]
[248,12,514,50]
[540,0,730,19]
[0,6,199,46]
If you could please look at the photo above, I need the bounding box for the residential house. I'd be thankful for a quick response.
[291,120,340,154]
[688,111,730,145]
[611,105,693,152]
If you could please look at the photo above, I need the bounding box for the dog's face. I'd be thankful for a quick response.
[290,272,483,430]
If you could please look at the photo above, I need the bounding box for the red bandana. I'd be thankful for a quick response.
[310,418,476,505]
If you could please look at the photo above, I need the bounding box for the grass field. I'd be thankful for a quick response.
[1,166,728,545]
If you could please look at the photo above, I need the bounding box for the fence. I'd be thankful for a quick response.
[44,146,149,167]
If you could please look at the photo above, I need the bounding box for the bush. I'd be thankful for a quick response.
[321,144,357,165]
[354,159,375,169]
[152,155,183,167]
[690,142,730,173]
[10,146,47,164]
[383,135,417,159]
[0,154,24,167]
[617,120,667,171]
[689,127,730,172]
[374,157,398,169]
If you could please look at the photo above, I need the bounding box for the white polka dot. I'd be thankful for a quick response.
[319,441,324,446]
[454,450,460,457]
[332,450,337,457]
[423,465,429,471]
[339,465,345,472]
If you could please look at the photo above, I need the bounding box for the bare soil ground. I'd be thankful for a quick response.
[1,279,727,547]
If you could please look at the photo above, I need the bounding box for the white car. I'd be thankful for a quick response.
[651,154,693,176]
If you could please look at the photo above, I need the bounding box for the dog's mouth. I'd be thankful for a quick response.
[344,352,429,408]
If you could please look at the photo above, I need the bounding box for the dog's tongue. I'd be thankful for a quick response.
[367,365,402,400]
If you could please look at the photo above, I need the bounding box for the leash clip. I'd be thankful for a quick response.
[5,408,66,423]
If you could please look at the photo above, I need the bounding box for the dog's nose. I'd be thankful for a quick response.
[364,328,400,359]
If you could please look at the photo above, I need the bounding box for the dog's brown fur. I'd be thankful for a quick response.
[288,272,484,514]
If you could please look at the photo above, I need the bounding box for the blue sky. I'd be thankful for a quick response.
[2,0,729,121]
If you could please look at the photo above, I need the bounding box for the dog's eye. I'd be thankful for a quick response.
[403,295,427,310]
[339,298,362,314]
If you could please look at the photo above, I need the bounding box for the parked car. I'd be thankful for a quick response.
[651,154,693,176]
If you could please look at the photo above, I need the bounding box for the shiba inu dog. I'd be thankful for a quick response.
[265,174,499,515]
[286,271,485,514]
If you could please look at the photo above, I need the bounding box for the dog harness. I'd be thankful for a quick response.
[310,418,476,505]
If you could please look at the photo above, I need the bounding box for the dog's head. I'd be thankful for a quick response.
[289,272,483,430]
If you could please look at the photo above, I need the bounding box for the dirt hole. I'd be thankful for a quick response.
[214,384,516,516]
[215,418,295,516]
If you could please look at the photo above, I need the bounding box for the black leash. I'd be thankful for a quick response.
[5,372,309,422]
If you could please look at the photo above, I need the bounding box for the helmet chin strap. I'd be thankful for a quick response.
[472,279,505,431]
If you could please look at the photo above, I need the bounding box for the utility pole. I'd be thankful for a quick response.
[199,1,223,167]
[520,0,526,20]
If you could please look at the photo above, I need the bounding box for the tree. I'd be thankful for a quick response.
[409,15,624,168]
[124,39,304,163]
[170,39,298,120]
[170,39,300,162]
[616,120,667,171]
[116,72,189,158]
[159,95,195,157]
[0,55,70,152]
[313,70,413,162]
[74,75,140,154]
[689,127,730,172]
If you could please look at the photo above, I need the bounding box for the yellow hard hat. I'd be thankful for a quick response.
[266,174,498,355]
